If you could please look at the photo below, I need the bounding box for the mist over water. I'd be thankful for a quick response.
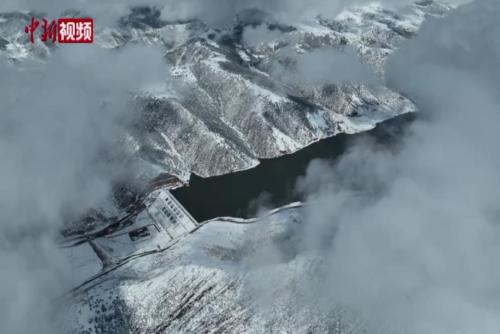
[173,114,413,221]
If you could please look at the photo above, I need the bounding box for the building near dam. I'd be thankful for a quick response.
[66,189,198,289]
[137,188,198,241]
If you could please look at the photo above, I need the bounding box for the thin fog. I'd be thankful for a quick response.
[0,0,471,27]
[0,45,166,333]
[160,0,471,27]
[245,0,500,333]
[266,46,380,88]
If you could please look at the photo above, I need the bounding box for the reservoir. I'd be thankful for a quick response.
[173,113,415,222]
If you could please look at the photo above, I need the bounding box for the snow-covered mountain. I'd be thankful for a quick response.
[66,201,380,334]
[0,1,451,182]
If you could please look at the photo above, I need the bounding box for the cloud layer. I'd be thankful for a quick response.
[0,45,166,333]
[245,0,500,332]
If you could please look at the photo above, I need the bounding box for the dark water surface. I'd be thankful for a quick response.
[173,114,415,221]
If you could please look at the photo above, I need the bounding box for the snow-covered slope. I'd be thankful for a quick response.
[0,1,452,182]
[66,203,380,334]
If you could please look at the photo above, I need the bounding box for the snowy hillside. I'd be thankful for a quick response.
[66,203,382,333]
[0,1,452,181]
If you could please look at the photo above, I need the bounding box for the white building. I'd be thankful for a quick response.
[137,189,198,241]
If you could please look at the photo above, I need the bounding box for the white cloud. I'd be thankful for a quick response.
[0,44,167,334]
